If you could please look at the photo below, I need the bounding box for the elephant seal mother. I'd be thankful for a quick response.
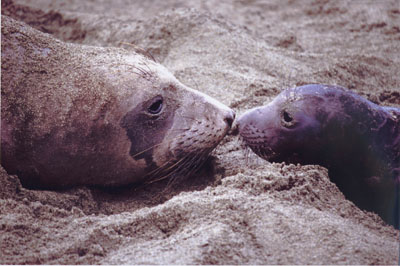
[1,16,235,189]
[238,84,399,226]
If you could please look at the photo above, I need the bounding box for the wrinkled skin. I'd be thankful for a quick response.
[1,16,235,189]
[238,84,400,227]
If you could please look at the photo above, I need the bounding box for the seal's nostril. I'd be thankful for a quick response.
[226,117,233,128]
[224,111,235,128]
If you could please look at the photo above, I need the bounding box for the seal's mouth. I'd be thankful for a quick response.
[244,141,301,164]
[238,127,276,161]
[248,144,276,161]
[241,133,308,165]
[238,123,295,163]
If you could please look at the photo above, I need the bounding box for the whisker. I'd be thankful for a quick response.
[238,135,252,166]
[133,66,150,76]
[142,60,154,75]
[144,159,175,181]
[119,42,157,62]
[131,71,144,77]
[106,63,154,79]
[188,151,210,174]
[160,156,189,175]
[165,159,194,186]
[145,156,188,184]
[164,152,205,188]
[130,142,164,159]
[156,150,207,186]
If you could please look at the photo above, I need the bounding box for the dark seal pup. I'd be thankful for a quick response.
[1,16,235,189]
[238,84,400,227]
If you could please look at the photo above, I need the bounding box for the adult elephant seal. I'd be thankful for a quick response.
[238,84,399,227]
[1,16,235,189]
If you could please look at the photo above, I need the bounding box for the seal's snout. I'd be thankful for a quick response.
[237,108,257,132]
[224,110,236,128]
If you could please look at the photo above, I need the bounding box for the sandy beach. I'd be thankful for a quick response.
[1,0,400,264]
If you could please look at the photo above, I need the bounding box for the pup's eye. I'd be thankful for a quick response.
[281,110,296,128]
[283,111,293,123]
[147,96,163,114]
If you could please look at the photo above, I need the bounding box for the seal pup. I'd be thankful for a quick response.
[1,16,235,189]
[238,84,399,226]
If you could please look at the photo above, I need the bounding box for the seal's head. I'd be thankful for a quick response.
[238,84,400,226]
[114,58,236,186]
[238,84,333,165]
[237,84,393,171]
[1,16,235,188]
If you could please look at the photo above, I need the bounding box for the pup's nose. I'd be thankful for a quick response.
[224,110,236,128]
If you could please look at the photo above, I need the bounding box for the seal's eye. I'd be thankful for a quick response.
[283,111,293,123]
[281,110,296,128]
[147,96,163,114]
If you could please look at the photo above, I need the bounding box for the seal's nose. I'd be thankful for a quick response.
[224,110,236,128]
